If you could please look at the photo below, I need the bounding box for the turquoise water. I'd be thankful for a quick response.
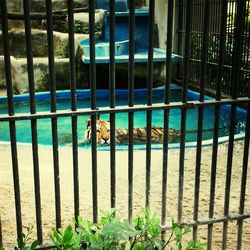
[0,89,247,148]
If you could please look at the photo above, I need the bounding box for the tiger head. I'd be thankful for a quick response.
[84,118,111,145]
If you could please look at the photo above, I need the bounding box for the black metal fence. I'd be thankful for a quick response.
[178,0,250,97]
[0,0,249,249]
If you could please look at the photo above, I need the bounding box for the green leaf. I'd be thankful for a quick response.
[186,240,195,249]
[30,240,39,250]
[177,241,182,250]
[152,237,164,249]
[173,225,182,238]
[132,243,146,250]
[191,240,207,250]
[63,225,74,243]
[76,216,84,228]
[50,229,63,247]
[23,247,32,250]
[183,225,191,234]
[125,241,131,250]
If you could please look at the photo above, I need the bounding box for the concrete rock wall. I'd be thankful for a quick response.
[0,31,89,93]
[0,30,88,57]
[6,0,88,13]
[0,55,90,94]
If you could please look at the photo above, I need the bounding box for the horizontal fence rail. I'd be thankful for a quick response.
[0,98,249,122]
[0,0,249,249]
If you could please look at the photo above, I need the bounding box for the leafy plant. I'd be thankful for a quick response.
[15,227,39,250]
[168,220,206,250]
[55,41,69,58]
[245,2,250,32]
[50,225,82,250]
[35,72,50,92]
[74,20,84,34]
[6,227,39,250]
[53,20,68,33]
[49,209,206,250]
[1,210,205,249]
[12,82,20,95]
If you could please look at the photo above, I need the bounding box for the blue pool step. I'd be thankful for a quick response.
[80,39,182,64]
[80,39,130,58]
[82,48,182,64]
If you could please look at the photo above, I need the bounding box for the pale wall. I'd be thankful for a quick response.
[155,0,178,52]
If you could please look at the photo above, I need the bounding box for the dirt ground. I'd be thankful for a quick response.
[0,89,6,96]
[0,140,249,249]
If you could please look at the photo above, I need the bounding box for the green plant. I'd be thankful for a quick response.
[14,227,39,250]
[50,225,82,250]
[12,82,20,95]
[74,20,84,33]
[35,72,50,92]
[228,1,250,33]
[1,210,205,249]
[246,2,250,32]
[55,41,69,58]
[169,220,206,250]
[49,209,206,250]
[53,20,68,33]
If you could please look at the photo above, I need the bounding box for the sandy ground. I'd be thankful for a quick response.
[0,89,7,96]
[0,141,249,249]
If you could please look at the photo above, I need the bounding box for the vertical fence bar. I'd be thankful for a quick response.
[237,3,250,244]
[237,103,250,250]
[109,0,116,209]
[0,0,23,241]
[0,215,2,247]
[178,0,192,223]
[215,0,227,141]
[241,1,250,95]
[128,0,135,221]
[222,1,245,249]
[161,0,173,227]
[46,0,61,229]
[145,0,155,208]
[23,0,42,242]
[193,0,210,241]
[177,0,184,79]
[89,0,98,223]
[208,0,228,248]
[67,0,79,222]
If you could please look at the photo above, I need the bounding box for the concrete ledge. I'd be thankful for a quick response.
[0,30,87,58]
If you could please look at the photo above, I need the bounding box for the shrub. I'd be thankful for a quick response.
[55,41,69,58]
[50,209,206,250]
[1,209,206,249]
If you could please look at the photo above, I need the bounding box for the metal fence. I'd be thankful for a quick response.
[178,0,250,97]
[0,0,249,249]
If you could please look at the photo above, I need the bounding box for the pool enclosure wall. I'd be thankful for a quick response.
[0,0,249,249]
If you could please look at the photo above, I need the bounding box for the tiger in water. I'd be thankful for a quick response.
[84,118,185,145]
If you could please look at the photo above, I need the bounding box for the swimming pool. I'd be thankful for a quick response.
[0,86,247,150]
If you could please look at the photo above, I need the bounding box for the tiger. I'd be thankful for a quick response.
[84,118,182,145]
[84,118,111,145]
